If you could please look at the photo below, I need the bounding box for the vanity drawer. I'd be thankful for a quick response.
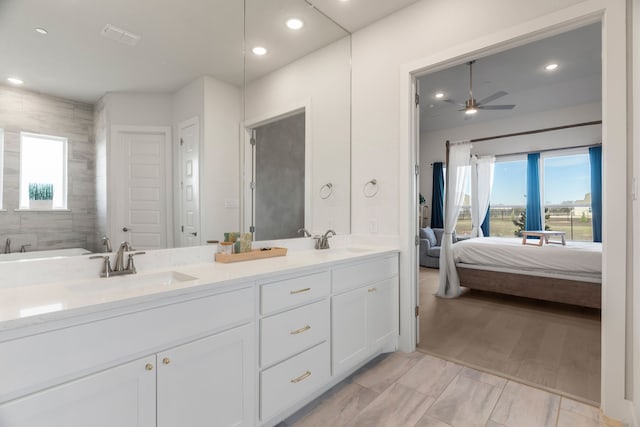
[332,255,398,294]
[260,341,330,421]
[261,271,330,315]
[261,299,329,368]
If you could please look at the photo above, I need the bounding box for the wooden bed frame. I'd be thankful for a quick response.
[456,265,601,309]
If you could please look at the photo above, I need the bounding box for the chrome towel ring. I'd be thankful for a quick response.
[319,182,334,199]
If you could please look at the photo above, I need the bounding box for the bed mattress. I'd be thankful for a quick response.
[453,237,602,279]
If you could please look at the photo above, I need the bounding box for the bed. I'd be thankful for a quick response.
[453,237,602,308]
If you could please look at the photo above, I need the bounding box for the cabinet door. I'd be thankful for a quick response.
[367,277,398,350]
[332,286,368,375]
[0,356,156,427]
[157,323,254,427]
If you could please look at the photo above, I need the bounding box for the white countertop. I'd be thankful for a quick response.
[0,246,398,335]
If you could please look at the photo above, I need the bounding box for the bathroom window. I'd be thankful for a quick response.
[19,132,68,210]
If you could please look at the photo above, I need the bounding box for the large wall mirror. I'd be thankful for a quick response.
[243,0,351,240]
[0,0,351,261]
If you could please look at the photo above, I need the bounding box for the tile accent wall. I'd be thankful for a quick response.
[0,84,98,253]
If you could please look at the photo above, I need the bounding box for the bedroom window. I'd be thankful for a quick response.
[487,157,527,237]
[19,132,68,210]
[542,151,592,241]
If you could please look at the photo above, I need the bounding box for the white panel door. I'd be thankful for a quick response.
[331,286,368,375]
[157,324,254,427]
[178,118,200,247]
[113,127,171,249]
[0,356,156,427]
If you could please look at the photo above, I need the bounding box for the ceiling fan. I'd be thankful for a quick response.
[444,60,515,117]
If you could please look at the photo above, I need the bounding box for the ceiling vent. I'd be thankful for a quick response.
[101,24,141,47]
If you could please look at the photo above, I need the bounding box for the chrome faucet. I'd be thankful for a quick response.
[297,228,312,237]
[90,242,145,278]
[4,238,10,254]
[102,236,112,252]
[20,244,31,253]
[315,230,336,250]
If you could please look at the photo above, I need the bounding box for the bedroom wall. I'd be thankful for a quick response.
[419,101,602,220]
[349,0,630,421]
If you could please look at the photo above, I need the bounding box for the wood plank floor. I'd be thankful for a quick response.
[417,267,601,404]
[278,352,619,427]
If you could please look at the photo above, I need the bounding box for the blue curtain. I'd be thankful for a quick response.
[431,162,444,228]
[481,205,490,236]
[526,153,542,232]
[589,146,602,242]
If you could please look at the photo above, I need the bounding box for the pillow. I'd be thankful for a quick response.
[420,228,437,246]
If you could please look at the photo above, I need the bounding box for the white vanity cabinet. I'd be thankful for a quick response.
[157,323,254,427]
[0,355,157,427]
[0,285,255,427]
[331,255,399,376]
[258,271,331,423]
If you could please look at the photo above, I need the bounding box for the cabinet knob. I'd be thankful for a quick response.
[145,363,154,371]
[162,357,171,365]
[368,287,377,292]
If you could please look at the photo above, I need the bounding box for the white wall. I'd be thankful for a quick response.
[103,92,173,127]
[245,37,351,235]
[201,76,241,242]
[633,0,640,424]
[350,0,630,422]
[419,102,602,219]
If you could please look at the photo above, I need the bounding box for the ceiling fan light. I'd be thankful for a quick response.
[465,108,477,115]
[545,63,559,71]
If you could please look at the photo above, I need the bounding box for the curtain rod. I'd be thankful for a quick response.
[471,120,601,143]
[494,142,601,158]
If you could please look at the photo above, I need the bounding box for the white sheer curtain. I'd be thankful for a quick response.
[470,155,495,238]
[437,142,471,298]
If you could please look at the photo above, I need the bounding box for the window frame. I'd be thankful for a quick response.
[19,131,69,210]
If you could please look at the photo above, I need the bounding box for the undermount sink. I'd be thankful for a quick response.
[67,271,198,294]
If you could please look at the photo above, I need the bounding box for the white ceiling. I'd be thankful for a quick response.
[0,0,418,103]
[419,23,602,133]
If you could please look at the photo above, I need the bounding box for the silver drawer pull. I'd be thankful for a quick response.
[290,325,311,335]
[290,287,311,295]
[290,370,311,384]
[368,287,377,292]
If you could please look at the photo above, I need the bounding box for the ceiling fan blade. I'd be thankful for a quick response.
[443,99,465,107]
[478,104,516,110]
[477,91,508,106]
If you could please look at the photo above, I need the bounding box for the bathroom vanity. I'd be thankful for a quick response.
[0,246,398,427]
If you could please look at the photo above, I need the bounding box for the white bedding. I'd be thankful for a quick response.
[453,237,602,278]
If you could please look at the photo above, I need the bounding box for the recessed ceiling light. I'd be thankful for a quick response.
[286,18,304,30]
[252,46,267,56]
[545,63,559,71]
[7,77,24,85]
[434,92,445,99]
[465,108,477,115]
[35,28,48,35]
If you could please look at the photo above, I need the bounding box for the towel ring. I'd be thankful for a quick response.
[319,183,334,199]
[363,179,379,198]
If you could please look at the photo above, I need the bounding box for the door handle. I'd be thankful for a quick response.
[190,232,197,236]
[122,227,132,232]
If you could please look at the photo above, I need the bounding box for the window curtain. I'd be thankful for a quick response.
[437,142,471,298]
[481,206,490,236]
[431,162,444,228]
[470,155,495,237]
[526,153,542,232]
[589,146,602,242]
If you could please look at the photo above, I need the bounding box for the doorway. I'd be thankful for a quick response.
[412,24,603,404]
[177,117,201,247]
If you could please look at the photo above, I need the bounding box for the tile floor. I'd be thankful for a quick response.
[279,352,621,427]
